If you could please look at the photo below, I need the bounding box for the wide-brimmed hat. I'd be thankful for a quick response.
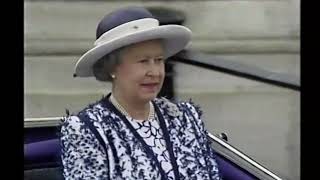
[74,7,192,77]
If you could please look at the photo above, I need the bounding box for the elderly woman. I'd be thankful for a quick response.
[60,7,221,180]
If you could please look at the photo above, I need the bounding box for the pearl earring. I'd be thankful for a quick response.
[111,74,115,79]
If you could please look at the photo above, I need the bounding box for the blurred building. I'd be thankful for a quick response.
[24,0,300,179]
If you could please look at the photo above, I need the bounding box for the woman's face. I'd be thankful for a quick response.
[113,39,165,103]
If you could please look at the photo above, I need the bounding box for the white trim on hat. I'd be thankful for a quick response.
[94,18,159,46]
[74,18,192,77]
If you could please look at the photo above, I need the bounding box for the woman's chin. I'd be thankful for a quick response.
[138,86,161,101]
[139,92,158,102]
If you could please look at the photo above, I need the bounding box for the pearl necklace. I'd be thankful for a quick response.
[109,94,155,121]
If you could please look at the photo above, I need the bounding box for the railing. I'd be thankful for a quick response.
[173,50,300,92]
[208,133,284,180]
[24,117,62,128]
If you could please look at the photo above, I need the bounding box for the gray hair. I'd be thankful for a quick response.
[92,48,124,82]
[93,39,165,82]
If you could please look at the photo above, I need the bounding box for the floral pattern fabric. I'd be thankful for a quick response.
[60,95,222,180]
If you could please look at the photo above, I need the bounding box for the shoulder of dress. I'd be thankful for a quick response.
[61,99,109,124]
[154,97,184,118]
[155,97,203,119]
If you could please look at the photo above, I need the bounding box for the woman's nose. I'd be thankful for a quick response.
[147,67,160,76]
[146,61,162,76]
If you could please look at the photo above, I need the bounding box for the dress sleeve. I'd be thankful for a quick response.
[184,102,222,180]
[60,115,109,180]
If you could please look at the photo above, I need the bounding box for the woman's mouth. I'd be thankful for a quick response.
[140,83,159,92]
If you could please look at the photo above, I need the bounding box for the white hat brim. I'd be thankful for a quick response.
[74,25,192,77]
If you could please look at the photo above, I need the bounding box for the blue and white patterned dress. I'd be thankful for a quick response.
[60,94,222,180]
[129,115,175,180]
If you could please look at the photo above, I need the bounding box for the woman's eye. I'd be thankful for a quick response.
[155,57,164,62]
[139,59,148,63]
